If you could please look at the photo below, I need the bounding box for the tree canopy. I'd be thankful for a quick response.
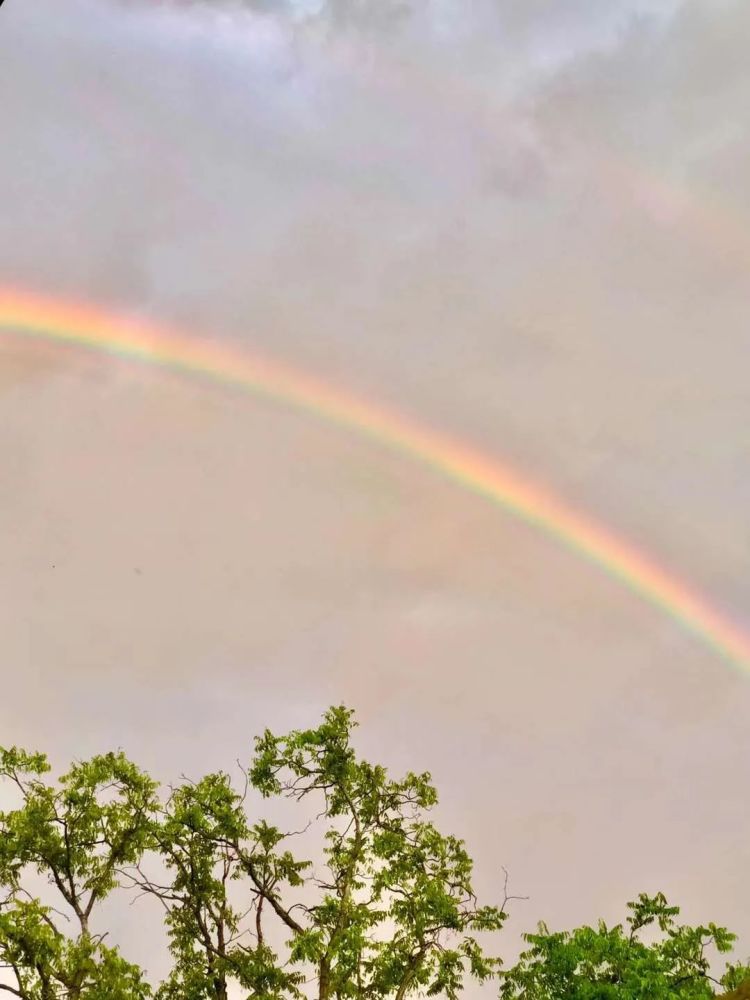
[0,704,747,999]
[499,892,750,1000]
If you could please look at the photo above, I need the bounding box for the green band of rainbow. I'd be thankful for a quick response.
[2,286,749,673]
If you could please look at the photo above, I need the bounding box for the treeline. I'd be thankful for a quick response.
[0,705,747,998]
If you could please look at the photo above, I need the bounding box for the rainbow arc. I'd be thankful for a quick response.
[2,286,749,673]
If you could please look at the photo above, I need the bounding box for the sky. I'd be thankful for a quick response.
[0,0,749,992]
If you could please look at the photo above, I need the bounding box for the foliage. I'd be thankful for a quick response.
[499,891,750,1000]
[0,706,506,999]
[1,708,747,998]
[247,705,506,998]
[0,746,158,998]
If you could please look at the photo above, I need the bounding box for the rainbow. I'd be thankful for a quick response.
[2,286,749,673]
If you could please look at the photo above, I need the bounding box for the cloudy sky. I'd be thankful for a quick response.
[1,0,749,990]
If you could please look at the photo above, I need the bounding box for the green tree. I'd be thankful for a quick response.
[1,707,508,999]
[499,891,750,1000]
[244,705,507,999]
[0,746,158,998]
[2,707,748,999]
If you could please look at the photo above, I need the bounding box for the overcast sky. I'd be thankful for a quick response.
[1,0,749,992]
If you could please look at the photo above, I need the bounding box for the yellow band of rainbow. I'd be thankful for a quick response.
[2,286,749,673]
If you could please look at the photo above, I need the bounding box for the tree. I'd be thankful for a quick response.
[499,891,750,1000]
[0,706,508,998]
[0,747,158,998]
